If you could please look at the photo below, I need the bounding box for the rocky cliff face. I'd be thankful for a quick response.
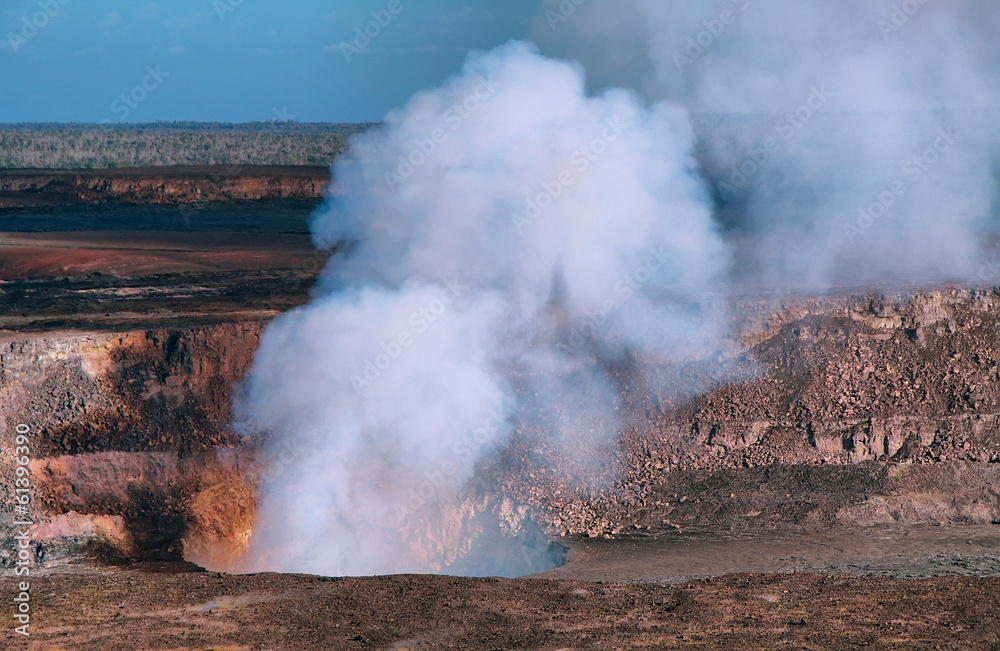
[0,166,333,206]
[0,324,264,569]
[4,287,1000,572]
[493,288,1000,539]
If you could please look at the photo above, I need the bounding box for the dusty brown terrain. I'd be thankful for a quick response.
[0,228,328,331]
[4,187,1000,647]
[0,231,319,279]
[5,570,1000,649]
[0,166,334,207]
[549,524,1000,582]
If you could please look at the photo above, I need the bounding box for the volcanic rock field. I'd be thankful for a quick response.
[4,168,1000,648]
[5,280,1000,576]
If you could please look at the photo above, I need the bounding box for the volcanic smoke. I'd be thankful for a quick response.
[238,0,1000,576]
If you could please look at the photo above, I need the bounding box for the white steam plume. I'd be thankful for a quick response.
[237,1,1000,577]
[236,41,728,576]
[537,0,1000,289]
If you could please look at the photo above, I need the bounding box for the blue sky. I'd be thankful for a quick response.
[0,0,544,123]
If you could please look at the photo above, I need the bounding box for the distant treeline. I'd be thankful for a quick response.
[0,122,380,169]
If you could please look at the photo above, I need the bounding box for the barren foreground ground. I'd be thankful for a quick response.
[5,568,1000,649]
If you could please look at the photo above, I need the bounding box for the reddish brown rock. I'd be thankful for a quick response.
[0,165,335,206]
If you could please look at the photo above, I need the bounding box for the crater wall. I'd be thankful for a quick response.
[4,288,1000,571]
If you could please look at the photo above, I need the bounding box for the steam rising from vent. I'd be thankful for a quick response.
[238,1,1000,577]
[236,42,728,576]
[537,0,1000,288]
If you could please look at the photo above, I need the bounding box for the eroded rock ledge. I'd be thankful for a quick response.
[3,287,1000,570]
[0,166,334,207]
